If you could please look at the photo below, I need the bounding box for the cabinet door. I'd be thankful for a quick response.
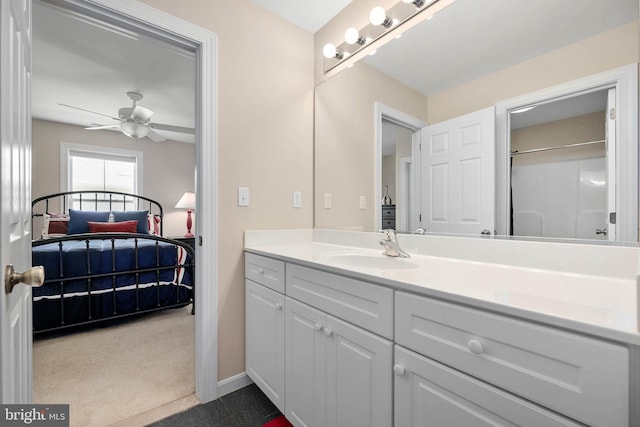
[285,297,326,427]
[394,346,581,427]
[245,280,285,412]
[325,315,392,427]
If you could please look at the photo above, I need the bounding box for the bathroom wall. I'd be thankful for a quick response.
[427,21,638,124]
[32,119,195,237]
[314,60,427,230]
[138,0,314,381]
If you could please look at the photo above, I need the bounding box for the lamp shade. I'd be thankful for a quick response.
[175,192,196,210]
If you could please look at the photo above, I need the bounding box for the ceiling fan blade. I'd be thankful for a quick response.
[148,123,195,134]
[146,129,166,142]
[131,105,154,122]
[59,103,120,121]
[85,124,120,130]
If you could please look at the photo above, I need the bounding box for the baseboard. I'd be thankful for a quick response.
[217,372,253,397]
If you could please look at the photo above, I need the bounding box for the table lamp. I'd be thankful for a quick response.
[175,192,196,237]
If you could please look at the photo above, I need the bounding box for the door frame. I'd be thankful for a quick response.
[495,63,638,241]
[39,0,219,402]
[374,103,426,231]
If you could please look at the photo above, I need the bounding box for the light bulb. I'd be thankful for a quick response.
[344,27,360,45]
[369,7,387,26]
[323,43,337,59]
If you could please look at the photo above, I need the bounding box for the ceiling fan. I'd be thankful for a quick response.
[59,92,195,142]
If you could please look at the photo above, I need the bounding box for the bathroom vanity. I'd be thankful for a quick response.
[244,229,639,427]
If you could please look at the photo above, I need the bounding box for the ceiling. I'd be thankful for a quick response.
[250,0,352,33]
[32,1,197,144]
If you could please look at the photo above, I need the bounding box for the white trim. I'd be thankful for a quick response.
[398,156,412,231]
[217,372,253,398]
[374,103,427,231]
[495,64,638,242]
[60,0,219,402]
[59,142,144,195]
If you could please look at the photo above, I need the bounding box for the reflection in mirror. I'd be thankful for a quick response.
[510,90,610,241]
[314,0,639,244]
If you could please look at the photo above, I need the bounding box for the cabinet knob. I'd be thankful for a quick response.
[274,302,283,311]
[323,327,333,337]
[393,364,406,377]
[314,323,323,332]
[258,268,265,275]
[467,339,484,355]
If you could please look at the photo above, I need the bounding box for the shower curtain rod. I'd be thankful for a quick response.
[510,139,605,156]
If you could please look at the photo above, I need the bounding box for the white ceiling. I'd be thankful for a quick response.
[250,0,352,33]
[32,1,196,144]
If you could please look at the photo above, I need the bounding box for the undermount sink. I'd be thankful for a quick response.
[325,252,418,270]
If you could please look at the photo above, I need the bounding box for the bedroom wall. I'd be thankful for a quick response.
[137,0,314,382]
[32,119,196,237]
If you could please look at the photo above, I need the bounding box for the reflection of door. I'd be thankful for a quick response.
[419,107,495,234]
[1,0,33,403]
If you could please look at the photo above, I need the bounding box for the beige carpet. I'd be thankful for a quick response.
[33,306,195,427]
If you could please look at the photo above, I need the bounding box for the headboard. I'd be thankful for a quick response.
[32,190,164,237]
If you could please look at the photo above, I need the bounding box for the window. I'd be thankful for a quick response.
[61,143,143,210]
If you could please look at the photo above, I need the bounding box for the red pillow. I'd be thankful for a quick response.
[87,220,138,233]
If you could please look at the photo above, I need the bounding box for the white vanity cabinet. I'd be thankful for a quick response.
[393,346,581,427]
[285,297,393,427]
[245,254,286,412]
[395,291,630,427]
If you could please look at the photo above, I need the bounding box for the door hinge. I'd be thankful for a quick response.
[419,213,422,222]
[609,212,616,225]
[609,108,616,120]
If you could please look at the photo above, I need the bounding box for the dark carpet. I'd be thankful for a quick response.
[148,383,282,427]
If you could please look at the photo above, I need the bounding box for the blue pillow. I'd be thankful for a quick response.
[112,210,149,234]
[67,209,111,234]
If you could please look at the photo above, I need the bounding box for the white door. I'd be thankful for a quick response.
[285,297,326,427]
[420,107,495,235]
[325,315,392,427]
[245,280,285,412]
[1,0,34,404]
[605,87,616,241]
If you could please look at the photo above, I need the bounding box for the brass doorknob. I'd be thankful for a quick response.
[5,265,44,294]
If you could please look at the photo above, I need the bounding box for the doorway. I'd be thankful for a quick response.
[495,64,638,242]
[31,0,218,411]
[509,89,612,240]
[375,103,427,233]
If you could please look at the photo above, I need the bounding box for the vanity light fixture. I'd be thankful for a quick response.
[370,6,394,28]
[323,43,343,59]
[344,27,366,45]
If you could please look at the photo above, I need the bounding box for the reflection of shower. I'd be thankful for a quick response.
[509,89,609,240]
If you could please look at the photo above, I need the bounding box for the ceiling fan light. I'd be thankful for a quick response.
[119,121,149,138]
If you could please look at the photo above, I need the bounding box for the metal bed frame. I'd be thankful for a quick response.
[31,191,194,334]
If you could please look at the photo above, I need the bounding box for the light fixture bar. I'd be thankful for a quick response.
[322,0,448,74]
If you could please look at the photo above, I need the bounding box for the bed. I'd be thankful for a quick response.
[31,190,194,334]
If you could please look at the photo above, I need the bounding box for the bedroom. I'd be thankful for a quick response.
[29,0,199,424]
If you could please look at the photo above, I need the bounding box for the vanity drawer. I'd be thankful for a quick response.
[395,291,629,427]
[245,253,285,293]
[286,264,393,339]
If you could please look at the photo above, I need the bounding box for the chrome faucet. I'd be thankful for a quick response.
[379,229,410,258]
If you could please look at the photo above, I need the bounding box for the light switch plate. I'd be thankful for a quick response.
[324,193,332,209]
[238,187,249,207]
[359,195,366,210]
[293,191,302,208]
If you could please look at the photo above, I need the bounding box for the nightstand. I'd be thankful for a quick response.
[170,236,196,249]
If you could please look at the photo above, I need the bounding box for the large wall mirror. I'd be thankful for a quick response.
[314,0,639,243]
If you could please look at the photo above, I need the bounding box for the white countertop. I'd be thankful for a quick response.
[244,229,640,345]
